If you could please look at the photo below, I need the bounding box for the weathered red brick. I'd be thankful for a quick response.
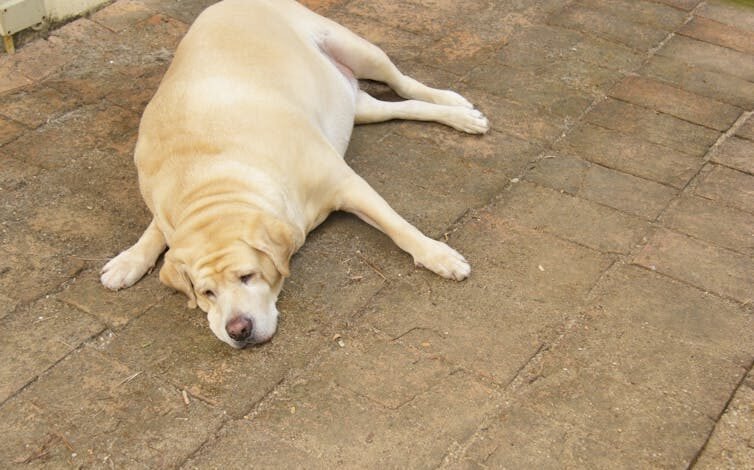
[555,123,702,188]
[0,85,80,128]
[91,0,155,32]
[661,195,754,256]
[610,75,742,131]
[641,55,754,108]
[694,164,754,213]
[680,15,754,54]
[697,0,754,33]
[0,117,25,145]
[635,228,753,303]
[585,98,720,156]
[711,136,754,174]
[657,35,754,81]
[736,114,754,141]
[549,3,668,51]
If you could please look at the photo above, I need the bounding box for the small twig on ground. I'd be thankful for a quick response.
[117,371,142,386]
[356,252,387,281]
[181,389,190,405]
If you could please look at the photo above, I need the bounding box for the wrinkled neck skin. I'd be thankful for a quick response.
[162,177,306,347]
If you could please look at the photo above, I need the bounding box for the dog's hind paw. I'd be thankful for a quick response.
[100,250,151,290]
[444,107,489,134]
[414,239,470,281]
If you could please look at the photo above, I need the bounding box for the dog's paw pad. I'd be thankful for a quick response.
[414,240,470,281]
[100,250,149,291]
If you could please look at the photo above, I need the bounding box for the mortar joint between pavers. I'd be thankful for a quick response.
[687,354,754,469]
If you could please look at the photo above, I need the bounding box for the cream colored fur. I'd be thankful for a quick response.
[101,0,489,348]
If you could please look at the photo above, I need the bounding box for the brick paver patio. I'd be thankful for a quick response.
[1,0,752,467]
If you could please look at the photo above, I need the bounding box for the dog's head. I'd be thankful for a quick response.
[160,211,297,348]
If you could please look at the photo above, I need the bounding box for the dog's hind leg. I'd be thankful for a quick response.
[101,219,166,290]
[320,23,479,110]
[337,171,470,281]
[355,90,488,133]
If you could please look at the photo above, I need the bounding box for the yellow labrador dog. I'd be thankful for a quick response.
[101,0,488,348]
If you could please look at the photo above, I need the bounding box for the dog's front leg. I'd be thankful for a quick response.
[337,172,470,280]
[101,218,167,290]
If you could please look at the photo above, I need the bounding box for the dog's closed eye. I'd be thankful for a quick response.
[240,273,255,284]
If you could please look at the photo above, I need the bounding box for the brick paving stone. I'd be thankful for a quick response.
[347,128,532,237]
[472,93,566,145]
[0,58,33,94]
[91,0,156,32]
[0,293,17,321]
[680,15,754,54]
[710,136,754,174]
[344,0,481,39]
[0,236,89,304]
[585,98,720,156]
[539,315,751,420]
[99,293,326,417]
[737,114,754,141]
[0,346,226,467]
[0,85,80,129]
[694,164,754,213]
[554,122,702,188]
[250,370,499,467]
[298,0,349,14]
[56,270,172,329]
[0,150,43,190]
[3,35,77,82]
[657,35,754,81]
[0,116,25,145]
[537,267,754,417]
[517,368,713,467]
[525,156,678,219]
[0,298,104,404]
[548,3,669,51]
[578,0,689,31]
[653,0,699,10]
[106,14,188,78]
[641,55,754,108]
[182,423,317,469]
[635,228,754,303]
[588,265,754,366]
[661,195,754,256]
[319,328,455,409]
[695,374,754,469]
[467,65,595,119]
[140,0,219,24]
[495,24,644,72]
[697,0,754,33]
[463,406,654,468]
[609,75,742,131]
[496,181,648,253]
[1,103,139,170]
[578,160,677,220]
[389,119,540,175]
[365,211,613,384]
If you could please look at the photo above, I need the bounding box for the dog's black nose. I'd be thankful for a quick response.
[226,316,253,342]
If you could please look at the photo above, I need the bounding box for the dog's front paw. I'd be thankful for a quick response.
[414,239,470,281]
[445,107,489,134]
[100,250,151,290]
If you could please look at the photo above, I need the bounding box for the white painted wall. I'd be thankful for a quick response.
[44,0,109,21]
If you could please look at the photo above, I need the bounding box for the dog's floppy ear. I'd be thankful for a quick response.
[244,215,298,278]
[159,250,197,309]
